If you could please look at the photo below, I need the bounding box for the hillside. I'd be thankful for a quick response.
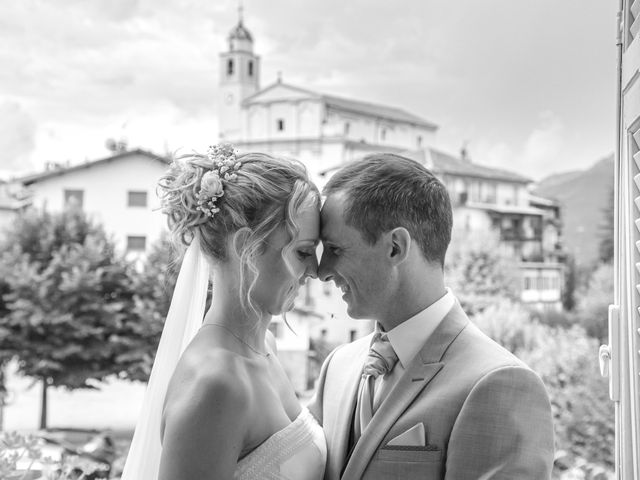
[534,154,614,267]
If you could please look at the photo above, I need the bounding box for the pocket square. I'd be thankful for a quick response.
[387,423,426,447]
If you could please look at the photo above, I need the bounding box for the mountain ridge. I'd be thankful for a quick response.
[534,154,614,267]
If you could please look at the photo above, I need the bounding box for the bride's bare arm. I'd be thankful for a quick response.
[159,355,250,480]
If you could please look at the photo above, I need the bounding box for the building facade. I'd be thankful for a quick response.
[17,149,169,262]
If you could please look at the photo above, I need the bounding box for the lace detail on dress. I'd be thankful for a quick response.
[235,408,326,480]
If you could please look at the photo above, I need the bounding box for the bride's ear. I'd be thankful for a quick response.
[230,227,252,259]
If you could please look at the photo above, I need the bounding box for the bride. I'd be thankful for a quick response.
[121,144,326,480]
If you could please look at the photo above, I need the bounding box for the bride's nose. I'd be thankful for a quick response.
[304,255,318,281]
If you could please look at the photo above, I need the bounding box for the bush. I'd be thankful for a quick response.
[472,301,614,476]
[446,233,520,316]
[530,308,578,330]
[573,263,613,343]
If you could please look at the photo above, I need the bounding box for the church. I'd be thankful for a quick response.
[217,13,438,180]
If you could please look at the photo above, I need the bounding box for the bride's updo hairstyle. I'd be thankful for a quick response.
[158,144,319,316]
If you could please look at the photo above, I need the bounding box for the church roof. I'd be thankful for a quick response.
[428,148,531,184]
[320,147,532,185]
[229,20,253,42]
[465,201,547,216]
[322,94,437,129]
[19,149,170,185]
[243,81,437,130]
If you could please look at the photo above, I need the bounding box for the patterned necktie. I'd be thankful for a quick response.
[354,332,399,439]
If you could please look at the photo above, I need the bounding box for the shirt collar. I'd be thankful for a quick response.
[382,288,455,368]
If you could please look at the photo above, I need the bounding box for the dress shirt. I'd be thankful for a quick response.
[371,288,455,409]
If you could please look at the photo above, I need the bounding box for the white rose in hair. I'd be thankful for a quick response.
[200,171,224,198]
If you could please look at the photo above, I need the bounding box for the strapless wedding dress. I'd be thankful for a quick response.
[235,407,326,480]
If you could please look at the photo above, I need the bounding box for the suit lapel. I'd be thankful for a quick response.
[328,336,371,479]
[341,303,469,480]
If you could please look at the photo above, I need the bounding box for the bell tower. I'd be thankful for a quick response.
[218,5,260,141]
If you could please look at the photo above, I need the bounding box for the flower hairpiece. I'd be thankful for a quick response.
[196,143,242,218]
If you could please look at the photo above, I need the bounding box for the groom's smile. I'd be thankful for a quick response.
[318,192,393,321]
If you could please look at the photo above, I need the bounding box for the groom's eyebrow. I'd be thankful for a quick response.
[321,238,340,248]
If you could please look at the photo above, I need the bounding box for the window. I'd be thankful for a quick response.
[470,181,480,202]
[417,135,423,148]
[277,119,285,131]
[64,189,84,208]
[227,59,234,76]
[127,191,147,207]
[248,60,253,76]
[381,128,386,141]
[484,182,497,204]
[127,235,146,252]
[610,21,640,466]
[344,122,350,136]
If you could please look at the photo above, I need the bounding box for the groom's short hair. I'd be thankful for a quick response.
[323,153,452,267]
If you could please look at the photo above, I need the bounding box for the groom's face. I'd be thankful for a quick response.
[318,192,391,321]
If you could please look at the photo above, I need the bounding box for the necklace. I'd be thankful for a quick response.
[202,323,270,358]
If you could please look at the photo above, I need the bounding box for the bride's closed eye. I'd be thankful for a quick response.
[296,249,315,260]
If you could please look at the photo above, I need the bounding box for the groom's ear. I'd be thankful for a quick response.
[388,227,411,265]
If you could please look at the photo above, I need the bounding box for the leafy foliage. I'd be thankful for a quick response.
[0,208,148,389]
[572,262,613,343]
[562,254,577,312]
[445,232,520,315]
[126,234,181,382]
[0,430,110,479]
[0,207,170,427]
[597,185,614,265]
[472,301,614,477]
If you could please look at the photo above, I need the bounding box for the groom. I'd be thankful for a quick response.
[308,153,555,479]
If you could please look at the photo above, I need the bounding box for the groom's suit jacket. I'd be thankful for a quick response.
[308,301,555,480]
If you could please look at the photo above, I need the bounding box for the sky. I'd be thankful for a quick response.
[0,0,618,181]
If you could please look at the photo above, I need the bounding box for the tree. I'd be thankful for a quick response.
[472,301,615,477]
[573,262,614,343]
[126,234,181,382]
[598,185,614,264]
[445,231,520,315]
[562,254,577,311]
[0,207,149,428]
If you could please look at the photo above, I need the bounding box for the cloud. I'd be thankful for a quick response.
[0,0,615,179]
[472,141,514,170]
[0,101,37,173]
[520,111,565,178]
[458,112,566,181]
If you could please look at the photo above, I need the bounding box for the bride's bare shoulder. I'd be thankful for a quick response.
[159,347,255,477]
[161,346,252,441]
[169,345,251,404]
